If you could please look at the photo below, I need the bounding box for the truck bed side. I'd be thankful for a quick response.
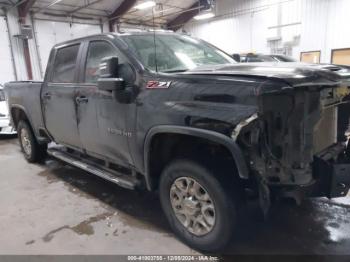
[5,81,46,140]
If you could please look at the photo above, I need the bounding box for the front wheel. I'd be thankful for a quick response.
[18,121,47,163]
[159,159,238,252]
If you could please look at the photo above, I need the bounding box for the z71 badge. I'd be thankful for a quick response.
[146,81,171,89]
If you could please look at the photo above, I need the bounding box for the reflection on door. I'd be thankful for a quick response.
[331,48,350,66]
[300,51,321,63]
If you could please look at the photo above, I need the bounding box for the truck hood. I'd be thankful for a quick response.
[182,62,350,87]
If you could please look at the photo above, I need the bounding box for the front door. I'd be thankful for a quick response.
[42,43,82,149]
[76,40,133,166]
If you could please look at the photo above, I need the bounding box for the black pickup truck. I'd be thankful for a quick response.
[5,31,350,252]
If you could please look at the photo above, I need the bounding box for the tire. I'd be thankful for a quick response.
[18,121,47,163]
[159,159,238,252]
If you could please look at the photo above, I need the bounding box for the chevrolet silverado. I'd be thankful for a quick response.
[5,31,350,252]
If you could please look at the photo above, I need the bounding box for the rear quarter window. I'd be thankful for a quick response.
[51,44,80,83]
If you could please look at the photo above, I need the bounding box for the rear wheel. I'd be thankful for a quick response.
[159,159,239,252]
[18,121,47,163]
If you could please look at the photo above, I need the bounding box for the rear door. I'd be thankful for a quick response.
[75,40,133,166]
[42,43,82,149]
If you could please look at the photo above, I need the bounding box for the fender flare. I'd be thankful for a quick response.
[143,125,250,191]
[10,104,51,144]
[9,104,34,130]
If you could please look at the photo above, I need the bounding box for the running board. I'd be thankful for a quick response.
[47,147,138,190]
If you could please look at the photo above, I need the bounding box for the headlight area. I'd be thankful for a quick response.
[233,89,350,202]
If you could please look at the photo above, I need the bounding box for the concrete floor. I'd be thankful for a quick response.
[1,135,350,255]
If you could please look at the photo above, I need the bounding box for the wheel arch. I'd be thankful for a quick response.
[10,104,33,130]
[10,104,50,143]
[143,125,249,191]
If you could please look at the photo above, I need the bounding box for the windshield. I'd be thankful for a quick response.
[245,55,276,62]
[0,90,5,102]
[121,34,235,73]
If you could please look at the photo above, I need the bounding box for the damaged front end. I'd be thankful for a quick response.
[235,83,350,208]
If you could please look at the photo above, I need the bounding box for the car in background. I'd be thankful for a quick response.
[0,85,16,135]
[269,54,297,62]
[233,53,297,63]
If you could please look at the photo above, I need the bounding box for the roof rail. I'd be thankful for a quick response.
[117,27,174,34]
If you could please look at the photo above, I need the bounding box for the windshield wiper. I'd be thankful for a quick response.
[162,69,188,73]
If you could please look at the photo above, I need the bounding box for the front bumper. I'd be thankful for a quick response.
[312,156,350,198]
[0,118,16,135]
[278,158,350,200]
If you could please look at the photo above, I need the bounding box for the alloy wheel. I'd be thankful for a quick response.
[169,177,216,236]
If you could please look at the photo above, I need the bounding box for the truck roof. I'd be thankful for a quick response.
[52,31,179,49]
[50,32,350,88]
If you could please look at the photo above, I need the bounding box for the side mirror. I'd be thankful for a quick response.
[232,54,241,62]
[97,78,125,92]
[97,56,125,92]
[99,56,119,78]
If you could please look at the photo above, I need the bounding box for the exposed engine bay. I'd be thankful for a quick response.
[237,85,350,202]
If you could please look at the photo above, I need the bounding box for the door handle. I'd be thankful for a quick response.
[76,96,89,104]
[43,92,51,100]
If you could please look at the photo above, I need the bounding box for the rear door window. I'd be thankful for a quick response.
[51,44,80,83]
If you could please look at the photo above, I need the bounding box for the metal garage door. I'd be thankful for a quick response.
[0,16,15,85]
[34,20,102,72]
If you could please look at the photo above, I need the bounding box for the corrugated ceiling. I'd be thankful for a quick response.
[19,0,200,27]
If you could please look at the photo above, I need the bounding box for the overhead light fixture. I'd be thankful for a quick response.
[47,0,63,7]
[194,12,215,20]
[134,1,156,10]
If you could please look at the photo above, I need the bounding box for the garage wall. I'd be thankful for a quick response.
[33,20,102,73]
[184,0,279,55]
[2,10,103,82]
[4,9,28,82]
[0,15,16,84]
[184,0,350,63]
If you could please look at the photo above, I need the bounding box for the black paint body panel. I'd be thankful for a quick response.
[5,33,350,195]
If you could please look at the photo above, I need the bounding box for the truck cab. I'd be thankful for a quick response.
[42,36,136,168]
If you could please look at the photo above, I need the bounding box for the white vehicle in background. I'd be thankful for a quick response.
[0,85,16,135]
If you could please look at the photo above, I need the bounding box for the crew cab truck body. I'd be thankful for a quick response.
[5,32,350,252]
